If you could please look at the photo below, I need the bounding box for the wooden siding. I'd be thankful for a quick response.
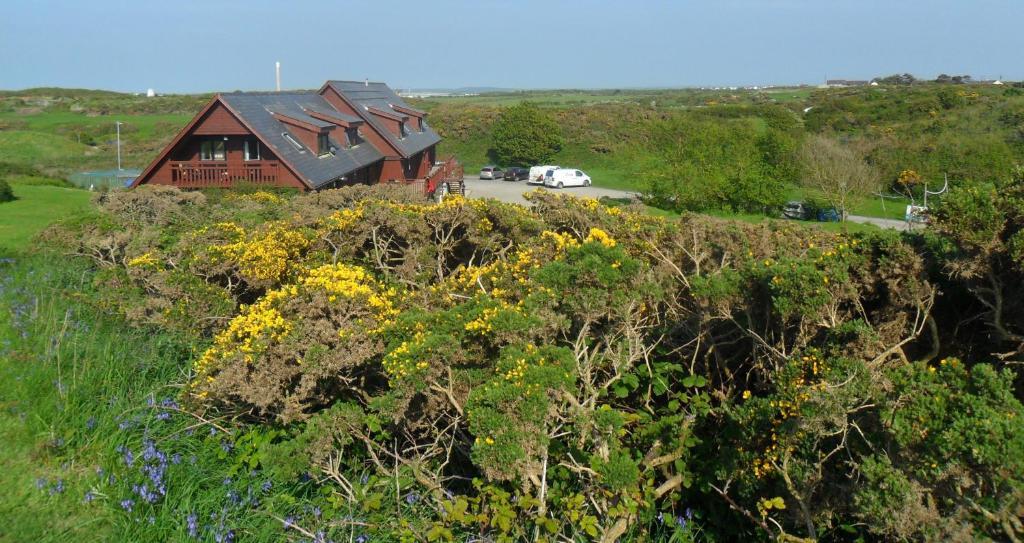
[192,103,249,135]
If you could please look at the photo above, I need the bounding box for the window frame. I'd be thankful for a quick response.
[243,139,260,161]
[200,140,226,161]
[317,133,331,156]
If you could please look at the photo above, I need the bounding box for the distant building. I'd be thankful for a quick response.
[131,79,457,193]
[826,79,871,88]
[146,88,156,97]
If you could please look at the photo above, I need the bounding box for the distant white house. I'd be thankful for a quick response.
[146,88,156,97]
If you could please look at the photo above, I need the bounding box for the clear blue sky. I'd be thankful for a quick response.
[1,0,1021,93]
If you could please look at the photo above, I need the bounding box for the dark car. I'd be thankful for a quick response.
[503,167,529,181]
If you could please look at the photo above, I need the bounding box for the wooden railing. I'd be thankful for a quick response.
[169,161,280,186]
[423,156,464,196]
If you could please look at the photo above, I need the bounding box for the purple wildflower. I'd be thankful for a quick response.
[50,479,65,495]
[123,450,134,467]
[86,417,97,430]
[283,516,295,529]
[675,515,687,529]
[260,480,272,493]
[156,411,171,421]
[404,492,420,505]
[186,513,199,538]
[83,490,95,503]
[121,498,135,512]
[355,535,369,543]
[171,453,182,465]
[35,477,47,490]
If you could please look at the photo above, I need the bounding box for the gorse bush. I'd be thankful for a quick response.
[25,184,1024,541]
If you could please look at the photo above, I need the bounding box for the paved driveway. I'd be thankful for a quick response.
[463,175,636,205]
[462,176,914,231]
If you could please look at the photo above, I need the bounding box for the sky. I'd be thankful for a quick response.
[1,0,1022,93]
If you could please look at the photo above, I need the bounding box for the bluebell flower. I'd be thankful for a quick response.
[657,512,664,524]
[156,411,171,421]
[86,417,97,430]
[35,477,47,490]
[222,477,232,486]
[404,492,420,505]
[209,427,218,436]
[83,490,95,503]
[260,480,272,493]
[148,516,156,525]
[186,513,199,538]
[123,450,135,467]
[171,453,182,465]
[685,507,693,520]
[226,489,240,505]
[675,515,687,529]
[50,479,65,495]
[312,506,321,518]
[283,516,295,529]
[121,498,135,512]
[355,535,369,543]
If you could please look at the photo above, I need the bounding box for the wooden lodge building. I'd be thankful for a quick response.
[131,80,460,193]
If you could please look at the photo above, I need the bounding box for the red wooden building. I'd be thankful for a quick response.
[131,80,460,194]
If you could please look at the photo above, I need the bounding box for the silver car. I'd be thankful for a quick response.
[479,166,503,180]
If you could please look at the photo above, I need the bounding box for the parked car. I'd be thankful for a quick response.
[544,169,592,188]
[782,201,809,220]
[479,166,503,180]
[528,165,559,185]
[782,201,841,222]
[503,167,529,181]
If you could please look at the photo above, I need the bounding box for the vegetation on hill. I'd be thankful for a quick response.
[3,182,1023,541]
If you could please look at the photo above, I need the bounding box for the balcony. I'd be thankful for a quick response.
[169,161,280,186]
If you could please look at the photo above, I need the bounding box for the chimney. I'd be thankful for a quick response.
[275,62,281,91]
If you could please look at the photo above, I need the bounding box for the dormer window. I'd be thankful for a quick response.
[399,121,409,139]
[345,127,362,148]
[417,118,425,132]
[318,133,330,156]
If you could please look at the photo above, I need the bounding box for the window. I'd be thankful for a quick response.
[282,132,304,151]
[399,121,409,139]
[244,139,260,161]
[317,133,330,156]
[345,128,362,148]
[200,140,225,161]
[576,170,583,177]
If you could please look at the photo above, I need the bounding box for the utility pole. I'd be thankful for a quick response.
[115,121,123,171]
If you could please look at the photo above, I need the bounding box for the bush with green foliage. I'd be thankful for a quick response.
[490,101,563,166]
[16,184,1020,541]
[0,178,14,203]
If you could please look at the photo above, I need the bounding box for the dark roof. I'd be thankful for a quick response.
[219,92,384,189]
[325,81,441,158]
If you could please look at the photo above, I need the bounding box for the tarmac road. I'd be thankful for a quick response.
[463,175,914,231]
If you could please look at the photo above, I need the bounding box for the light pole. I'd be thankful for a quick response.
[115,121,123,171]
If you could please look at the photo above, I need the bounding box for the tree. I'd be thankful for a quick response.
[0,179,14,203]
[490,102,563,166]
[799,135,879,220]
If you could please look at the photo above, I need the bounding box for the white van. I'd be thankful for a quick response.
[544,169,592,188]
[528,165,559,185]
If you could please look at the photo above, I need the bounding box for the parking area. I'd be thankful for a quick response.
[462,175,636,205]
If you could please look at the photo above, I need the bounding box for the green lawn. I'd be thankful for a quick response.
[0,184,92,253]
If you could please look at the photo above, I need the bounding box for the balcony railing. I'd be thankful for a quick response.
[169,161,280,186]
[422,156,464,196]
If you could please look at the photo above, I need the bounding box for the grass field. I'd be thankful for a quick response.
[0,183,93,253]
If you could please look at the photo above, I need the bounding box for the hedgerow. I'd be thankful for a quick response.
[26,184,1024,541]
